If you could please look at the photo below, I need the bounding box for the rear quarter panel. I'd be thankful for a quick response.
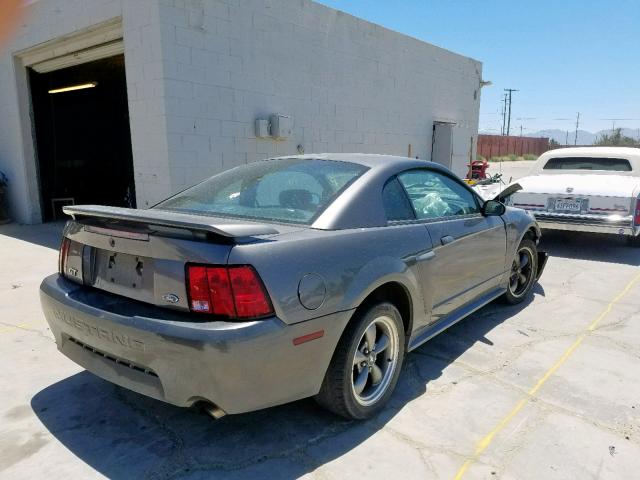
[227,225,432,332]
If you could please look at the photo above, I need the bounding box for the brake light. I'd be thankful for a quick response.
[186,266,211,312]
[634,198,640,225]
[186,265,273,319]
[206,267,236,317]
[228,266,272,318]
[58,237,71,275]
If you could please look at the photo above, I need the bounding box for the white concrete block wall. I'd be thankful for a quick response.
[0,0,121,222]
[157,0,482,194]
[0,0,126,223]
[0,0,173,220]
[0,0,481,222]
[121,1,174,208]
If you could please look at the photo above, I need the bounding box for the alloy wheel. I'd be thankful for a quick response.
[351,315,399,406]
[509,246,534,297]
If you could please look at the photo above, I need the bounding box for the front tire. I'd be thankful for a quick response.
[315,302,405,419]
[502,238,538,305]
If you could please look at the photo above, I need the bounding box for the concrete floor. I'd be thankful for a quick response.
[2,176,640,479]
[487,160,536,182]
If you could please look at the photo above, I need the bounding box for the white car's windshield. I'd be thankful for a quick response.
[155,158,367,225]
[543,157,632,172]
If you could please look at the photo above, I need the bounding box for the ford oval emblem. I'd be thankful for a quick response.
[566,187,574,193]
[162,293,180,304]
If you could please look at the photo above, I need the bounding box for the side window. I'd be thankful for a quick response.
[382,177,415,221]
[397,169,480,220]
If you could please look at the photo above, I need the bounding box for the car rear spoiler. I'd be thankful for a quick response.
[493,183,522,203]
[63,205,280,238]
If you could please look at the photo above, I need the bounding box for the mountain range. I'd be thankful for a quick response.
[480,128,640,145]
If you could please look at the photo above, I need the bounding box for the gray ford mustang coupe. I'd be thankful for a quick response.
[40,154,546,420]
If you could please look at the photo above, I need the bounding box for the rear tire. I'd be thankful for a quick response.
[315,302,405,420]
[502,238,538,305]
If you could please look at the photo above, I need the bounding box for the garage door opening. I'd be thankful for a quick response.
[29,54,135,221]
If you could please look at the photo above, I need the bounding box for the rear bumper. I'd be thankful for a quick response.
[40,274,351,414]
[532,212,638,236]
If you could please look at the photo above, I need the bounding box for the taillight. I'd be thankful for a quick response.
[228,267,272,318]
[206,267,236,317]
[58,237,71,275]
[186,266,211,312]
[634,198,640,225]
[186,265,274,320]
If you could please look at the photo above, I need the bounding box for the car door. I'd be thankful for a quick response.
[396,168,507,323]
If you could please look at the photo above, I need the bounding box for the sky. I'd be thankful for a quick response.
[316,0,640,135]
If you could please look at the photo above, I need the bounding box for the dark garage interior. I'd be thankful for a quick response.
[29,54,135,221]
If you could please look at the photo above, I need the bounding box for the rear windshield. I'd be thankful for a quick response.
[543,157,632,172]
[155,158,368,225]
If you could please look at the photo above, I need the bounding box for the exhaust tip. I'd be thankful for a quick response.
[202,403,226,420]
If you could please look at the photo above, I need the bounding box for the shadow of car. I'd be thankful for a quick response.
[0,221,64,250]
[31,291,540,479]
[540,230,640,266]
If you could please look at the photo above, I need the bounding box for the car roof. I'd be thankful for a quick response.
[266,154,472,230]
[540,146,640,159]
[532,147,640,176]
[270,153,443,171]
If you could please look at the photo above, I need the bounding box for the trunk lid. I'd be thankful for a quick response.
[512,174,637,215]
[61,205,293,311]
[516,174,639,197]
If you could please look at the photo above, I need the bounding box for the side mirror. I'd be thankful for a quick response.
[482,199,506,216]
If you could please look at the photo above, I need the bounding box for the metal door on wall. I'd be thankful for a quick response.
[432,122,473,178]
[431,123,454,170]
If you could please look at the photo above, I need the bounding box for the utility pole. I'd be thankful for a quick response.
[520,125,523,137]
[574,112,580,145]
[504,88,518,136]
[500,93,508,135]
[565,131,569,146]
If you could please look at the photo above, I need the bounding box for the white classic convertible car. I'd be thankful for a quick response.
[505,147,640,246]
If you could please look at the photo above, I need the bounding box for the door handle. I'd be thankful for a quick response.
[416,251,435,261]
[441,235,455,245]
